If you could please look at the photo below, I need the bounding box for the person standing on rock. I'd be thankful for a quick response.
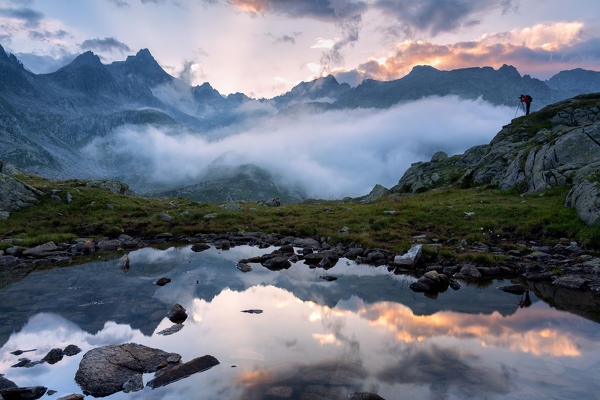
[520,94,532,115]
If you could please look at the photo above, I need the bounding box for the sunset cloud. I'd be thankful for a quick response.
[335,21,600,84]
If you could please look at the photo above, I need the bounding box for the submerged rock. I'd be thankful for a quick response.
[350,393,386,400]
[261,256,291,271]
[42,348,64,365]
[410,271,449,293]
[9,349,35,356]
[147,355,220,389]
[156,277,171,286]
[63,345,82,357]
[157,324,184,336]
[320,275,338,282]
[57,394,84,400]
[191,243,210,252]
[236,262,252,272]
[499,284,526,295]
[74,343,180,397]
[454,264,482,281]
[167,304,188,323]
[119,254,130,271]
[0,375,17,390]
[0,386,47,400]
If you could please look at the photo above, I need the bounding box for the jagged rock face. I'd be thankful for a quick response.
[566,180,600,225]
[0,163,40,219]
[393,94,600,225]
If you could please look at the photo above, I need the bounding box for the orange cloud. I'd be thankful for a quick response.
[359,302,583,357]
[230,0,269,14]
[336,21,599,83]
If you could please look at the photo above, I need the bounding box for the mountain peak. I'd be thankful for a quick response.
[497,64,520,78]
[135,48,153,59]
[408,65,439,76]
[110,47,172,86]
[70,51,103,67]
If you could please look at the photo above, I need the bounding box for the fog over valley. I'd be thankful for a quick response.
[85,96,513,199]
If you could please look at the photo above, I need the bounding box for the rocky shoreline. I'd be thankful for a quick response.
[2,230,599,300]
[1,230,599,398]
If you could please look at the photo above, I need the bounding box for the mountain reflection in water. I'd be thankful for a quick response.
[0,245,598,399]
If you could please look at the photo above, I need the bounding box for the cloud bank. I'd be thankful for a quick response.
[86,96,512,198]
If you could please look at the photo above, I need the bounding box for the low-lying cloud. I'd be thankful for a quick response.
[86,96,513,198]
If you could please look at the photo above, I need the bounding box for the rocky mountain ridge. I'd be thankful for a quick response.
[2,43,600,203]
[392,93,600,225]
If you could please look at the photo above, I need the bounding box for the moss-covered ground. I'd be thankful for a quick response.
[2,174,599,254]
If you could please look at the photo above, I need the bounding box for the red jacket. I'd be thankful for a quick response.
[520,95,532,103]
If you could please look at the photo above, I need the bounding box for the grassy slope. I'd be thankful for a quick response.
[1,174,599,254]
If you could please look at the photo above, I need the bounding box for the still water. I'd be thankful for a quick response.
[0,245,599,399]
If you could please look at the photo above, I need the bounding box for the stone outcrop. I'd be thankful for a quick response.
[393,94,600,225]
[0,162,40,220]
[85,180,136,196]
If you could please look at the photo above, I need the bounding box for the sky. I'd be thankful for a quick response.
[1,0,600,97]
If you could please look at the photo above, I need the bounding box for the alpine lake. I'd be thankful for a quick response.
[1,244,599,400]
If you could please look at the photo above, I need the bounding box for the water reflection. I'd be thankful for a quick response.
[0,245,599,399]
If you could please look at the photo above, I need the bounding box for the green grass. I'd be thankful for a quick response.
[1,175,600,252]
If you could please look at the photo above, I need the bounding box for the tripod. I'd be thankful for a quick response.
[514,101,525,117]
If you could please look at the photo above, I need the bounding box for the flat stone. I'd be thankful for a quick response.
[22,242,58,257]
[394,245,422,267]
[96,239,121,252]
[147,355,220,389]
[553,275,588,290]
